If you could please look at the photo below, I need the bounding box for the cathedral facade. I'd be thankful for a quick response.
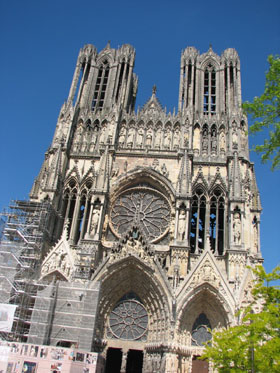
[0,43,263,372]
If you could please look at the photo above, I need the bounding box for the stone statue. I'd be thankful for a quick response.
[90,208,100,236]
[99,125,106,146]
[177,209,186,241]
[173,128,180,149]
[241,124,247,149]
[161,163,169,177]
[202,129,208,152]
[154,128,162,149]
[127,127,135,148]
[136,127,144,148]
[146,128,153,148]
[107,122,114,144]
[184,131,189,147]
[163,130,171,149]
[233,212,241,245]
[232,130,238,148]
[211,129,217,152]
[193,127,200,150]
[219,130,226,151]
[118,126,126,148]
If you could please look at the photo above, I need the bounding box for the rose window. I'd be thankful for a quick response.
[109,299,148,340]
[110,187,171,242]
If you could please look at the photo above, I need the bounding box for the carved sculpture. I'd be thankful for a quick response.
[173,128,180,149]
[146,128,153,148]
[219,130,226,151]
[233,212,241,245]
[163,130,171,149]
[154,128,162,149]
[118,126,126,148]
[177,209,186,241]
[90,208,100,236]
[136,127,144,148]
[127,127,134,148]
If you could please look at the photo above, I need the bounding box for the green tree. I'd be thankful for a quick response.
[201,266,280,372]
[243,55,280,170]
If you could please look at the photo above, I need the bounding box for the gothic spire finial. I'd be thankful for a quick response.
[152,85,157,95]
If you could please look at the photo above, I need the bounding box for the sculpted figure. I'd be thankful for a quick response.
[107,122,114,144]
[177,209,186,241]
[173,128,180,149]
[211,129,217,152]
[118,126,126,148]
[233,212,241,245]
[146,128,153,148]
[136,127,144,148]
[163,130,171,149]
[90,208,100,236]
[154,128,162,149]
[184,131,189,147]
[220,130,226,151]
[193,127,200,150]
[127,127,135,148]
[75,123,83,142]
[99,125,106,146]
[232,130,238,148]
[161,163,168,177]
[202,129,208,152]
[241,124,247,149]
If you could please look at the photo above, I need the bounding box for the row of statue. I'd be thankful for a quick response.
[72,121,247,154]
[118,126,184,150]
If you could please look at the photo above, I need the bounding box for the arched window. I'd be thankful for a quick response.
[116,60,125,102]
[204,63,216,114]
[62,180,78,238]
[92,60,110,111]
[190,188,206,253]
[191,313,212,346]
[209,189,225,255]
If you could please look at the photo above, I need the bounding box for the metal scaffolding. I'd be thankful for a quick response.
[0,200,55,341]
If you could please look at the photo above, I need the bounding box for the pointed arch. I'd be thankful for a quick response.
[93,255,171,344]
[177,284,230,346]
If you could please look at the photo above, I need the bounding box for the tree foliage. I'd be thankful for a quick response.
[243,55,280,170]
[201,266,280,372]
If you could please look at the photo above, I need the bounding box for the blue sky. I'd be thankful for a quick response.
[0,0,279,272]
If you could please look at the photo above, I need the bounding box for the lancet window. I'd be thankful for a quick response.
[203,63,216,114]
[209,189,225,255]
[190,188,206,253]
[62,179,93,243]
[190,187,226,255]
[92,60,110,111]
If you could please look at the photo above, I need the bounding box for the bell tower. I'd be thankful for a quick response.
[67,42,138,113]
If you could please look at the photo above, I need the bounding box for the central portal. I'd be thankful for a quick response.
[126,350,143,373]
[105,348,143,373]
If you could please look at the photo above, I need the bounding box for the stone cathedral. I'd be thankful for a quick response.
[0,43,263,373]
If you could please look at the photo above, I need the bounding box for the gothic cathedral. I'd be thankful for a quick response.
[0,43,263,372]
